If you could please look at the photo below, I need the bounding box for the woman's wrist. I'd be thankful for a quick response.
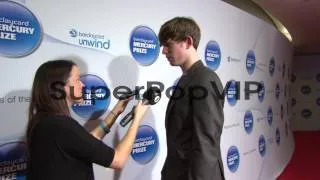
[111,107,122,116]
[110,110,118,116]
[99,121,110,134]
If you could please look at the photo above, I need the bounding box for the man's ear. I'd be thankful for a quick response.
[185,36,194,49]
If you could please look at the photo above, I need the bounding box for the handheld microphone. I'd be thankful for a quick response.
[119,87,161,127]
[118,89,140,100]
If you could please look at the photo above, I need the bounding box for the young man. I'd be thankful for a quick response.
[159,17,225,180]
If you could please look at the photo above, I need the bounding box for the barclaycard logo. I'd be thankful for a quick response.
[69,28,110,50]
[227,56,241,63]
[69,29,77,37]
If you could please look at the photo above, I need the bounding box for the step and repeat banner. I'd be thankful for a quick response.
[291,56,320,131]
[0,0,294,179]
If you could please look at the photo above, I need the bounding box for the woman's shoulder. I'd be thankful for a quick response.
[34,113,76,127]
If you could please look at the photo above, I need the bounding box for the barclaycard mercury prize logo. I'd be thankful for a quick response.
[69,28,110,50]
[72,74,111,120]
[227,146,240,173]
[129,25,160,66]
[205,40,221,71]
[246,50,256,75]
[244,110,254,134]
[0,141,28,179]
[131,125,158,164]
[259,135,266,157]
[0,1,42,57]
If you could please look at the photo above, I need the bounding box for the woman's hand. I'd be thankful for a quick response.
[112,97,132,115]
[132,101,149,123]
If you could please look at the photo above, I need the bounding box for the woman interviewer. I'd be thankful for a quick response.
[26,60,149,180]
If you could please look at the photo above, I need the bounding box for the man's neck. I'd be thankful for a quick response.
[181,53,199,74]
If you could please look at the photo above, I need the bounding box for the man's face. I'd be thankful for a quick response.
[161,39,187,66]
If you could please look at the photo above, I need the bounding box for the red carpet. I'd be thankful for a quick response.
[277,131,320,180]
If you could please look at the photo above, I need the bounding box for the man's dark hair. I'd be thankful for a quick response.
[158,17,201,49]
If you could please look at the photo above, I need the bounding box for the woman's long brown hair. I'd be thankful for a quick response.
[26,60,75,154]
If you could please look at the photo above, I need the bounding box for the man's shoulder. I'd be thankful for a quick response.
[195,64,220,80]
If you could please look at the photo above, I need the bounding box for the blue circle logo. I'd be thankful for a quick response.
[129,25,160,66]
[282,63,286,78]
[275,83,280,100]
[72,74,111,120]
[205,40,221,71]
[317,98,320,107]
[258,81,265,102]
[244,110,254,134]
[300,85,311,95]
[267,106,273,126]
[226,80,238,106]
[0,1,42,57]
[258,135,266,157]
[227,146,240,173]
[0,141,28,179]
[301,109,312,119]
[269,57,275,77]
[276,128,280,145]
[131,125,159,164]
[246,50,256,75]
